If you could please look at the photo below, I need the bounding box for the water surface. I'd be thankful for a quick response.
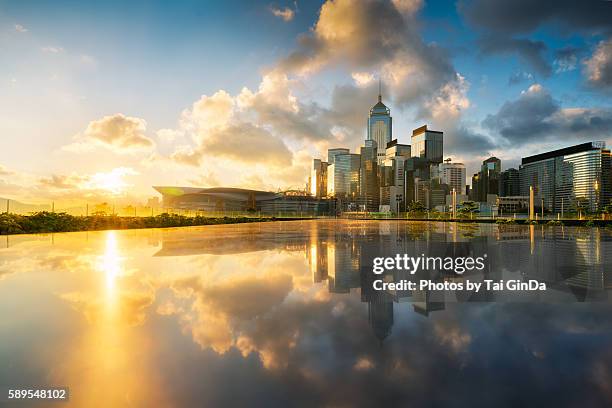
[1,220,611,407]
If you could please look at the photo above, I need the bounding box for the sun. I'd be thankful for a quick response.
[86,167,138,195]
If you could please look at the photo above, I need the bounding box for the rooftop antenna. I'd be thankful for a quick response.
[378,78,382,102]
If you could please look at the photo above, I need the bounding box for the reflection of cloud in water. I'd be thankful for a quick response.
[3,221,612,406]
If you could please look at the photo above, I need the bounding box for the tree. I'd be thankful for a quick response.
[407,201,426,214]
[457,201,479,219]
[601,204,612,220]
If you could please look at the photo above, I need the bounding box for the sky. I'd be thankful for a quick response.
[1,0,612,206]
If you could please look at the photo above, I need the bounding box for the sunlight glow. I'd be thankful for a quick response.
[85,167,138,195]
[100,231,121,294]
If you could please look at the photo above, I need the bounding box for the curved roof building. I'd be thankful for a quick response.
[153,186,332,215]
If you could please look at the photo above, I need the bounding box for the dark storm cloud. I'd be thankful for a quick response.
[458,0,612,35]
[482,84,612,144]
[479,36,551,76]
[459,0,612,79]
[445,126,497,156]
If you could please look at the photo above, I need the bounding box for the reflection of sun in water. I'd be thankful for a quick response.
[99,231,121,301]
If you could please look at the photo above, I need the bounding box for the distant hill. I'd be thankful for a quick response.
[0,198,50,214]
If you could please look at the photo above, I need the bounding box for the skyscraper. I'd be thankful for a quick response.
[473,157,501,202]
[481,156,501,198]
[310,159,328,198]
[410,125,443,163]
[328,148,350,165]
[359,139,379,212]
[499,168,520,197]
[367,84,392,165]
[437,160,466,195]
[327,153,361,199]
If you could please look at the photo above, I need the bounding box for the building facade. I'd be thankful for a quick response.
[328,148,350,165]
[519,142,612,213]
[153,186,333,215]
[310,159,328,198]
[437,160,466,195]
[411,125,443,164]
[367,93,392,165]
[499,168,520,197]
[359,139,379,212]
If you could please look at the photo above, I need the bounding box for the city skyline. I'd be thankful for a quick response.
[2,0,612,207]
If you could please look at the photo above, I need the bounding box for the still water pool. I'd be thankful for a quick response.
[1,220,611,407]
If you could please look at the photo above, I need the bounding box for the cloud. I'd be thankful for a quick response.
[39,174,88,190]
[584,39,612,90]
[270,6,295,22]
[478,36,551,76]
[41,46,64,54]
[14,24,28,33]
[459,1,612,77]
[171,87,294,167]
[65,113,155,153]
[171,123,293,167]
[508,71,534,85]
[156,128,184,143]
[482,83,612,145]
[351,72,375,87]
[278,0,461,113]
[458,0,612,35]
[554,46,579,73]
[0,165,13,176]
[422,73,470,124]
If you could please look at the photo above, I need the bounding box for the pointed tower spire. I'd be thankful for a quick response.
[378,78,382,102]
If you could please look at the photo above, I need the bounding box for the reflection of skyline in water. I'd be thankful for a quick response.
[305,222,612,342]
[148,220,612,343]
[2,221,612,406]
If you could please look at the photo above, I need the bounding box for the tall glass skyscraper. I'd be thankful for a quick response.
[519,142,612,213]
[410,125,443,163]
[367,89,392,165]
[359,140,379,211]
[327,153,361,199]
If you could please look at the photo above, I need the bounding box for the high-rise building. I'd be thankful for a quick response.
[473,157,501,202]
[470,173,480,201]
[437,159,466,195]
[379,140,412,213]
[359,139,379,212]
[327,153,361,200]
[483,156,501,198]
[327,148,350,165]
[519,142,612,213]
[411,125,443,164]
[367,86,392,165]
[310,159,328,198]
[499,168,520,197]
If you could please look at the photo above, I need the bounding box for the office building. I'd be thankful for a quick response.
[310,159,328,198]
[359,139,379,212]
[379,140,412,213]
[472,157,501,202]
[367,89,392,165]
[327,153,361,200]
[327,148,350,165]
[519,141,612,213]
[411,125,443,164]
[499,168,520,197]
[437,159,466,195]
